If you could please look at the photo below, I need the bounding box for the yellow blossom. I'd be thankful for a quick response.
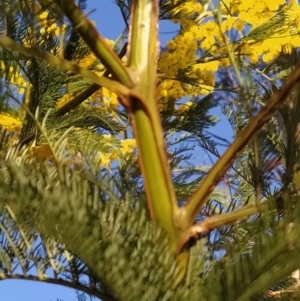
[221,17,237,32]
[234,20,245,31]
[158,89,168,97]
[56,94,71,110]
[19,87,25,94]
[167,40,177,50]
[0,113,21,132]
[109,150,119,161]
[38,11,49,27]
[78,53,97,68]
[219,58,230,68]
[120,139,136,155]
[39,11,48,20]
[195,61,219,72]
[29,145,54,161]
[176,101,193,113]
[94,152,111,169]
[103,134,112,140]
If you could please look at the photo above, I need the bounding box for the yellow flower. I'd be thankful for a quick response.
[94,152,111,169]
[219,58,230,68]
[108,93,119,109]
[221,16,236,32]
[262,51,280,63]
[102,134,112,140]
[78,53,97,68]
[192,61,219,72]
[234,20,245,31]
[30,145,54,160]
[158,89,168,97]
[120,139,136,155]
[240,43,253,55]
[17,76,25,86]
[0,113,21,132]
[100,153,111,168]
[39,11,48,20]
[291,35,300,47]
[201,36,215,50]
[104,38,114,47]
[19,87,25,94]
[176,101,193,113]
[109,150,119,161]
[54,24,67,37]
[167,40,177,50]
[56,94,71,110]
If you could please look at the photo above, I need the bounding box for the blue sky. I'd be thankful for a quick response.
[0,1,232,300]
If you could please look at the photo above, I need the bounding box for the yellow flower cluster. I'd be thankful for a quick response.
[92,136,136,169]
[0,113,21,132]
[29,144,55,161]
[78,53,98,69]
[101,88,119,110]
[171,0,204,18]
[236,0,286,24]
[121,138,136,155]
[94,151,115,169]
[222,0,300,63]
[158,1,223,103]
[0,62,27,94]
[221,16,245,32]
[157,79,185,101]
[157,0,300,106]
[176,101,193,114]
[55,36,121,111]
[56,93,71,110]
[158,34,218,100]
[157,1,206,99]
[38,11,67,36]
[56,85,119,112]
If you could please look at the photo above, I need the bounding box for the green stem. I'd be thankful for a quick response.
[56,0,134,88]
[128,0,178,236]
[128,0,190,282]
[0,37,131,98]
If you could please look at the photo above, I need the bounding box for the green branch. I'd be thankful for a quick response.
[55,0,134,88]
[128,0,178,236]
[183,61,300,224]
[0,37,131,98]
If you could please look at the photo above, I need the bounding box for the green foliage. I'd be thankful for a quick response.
[2,1,300,301]
[0,147,206,301]
[2,146,300,300]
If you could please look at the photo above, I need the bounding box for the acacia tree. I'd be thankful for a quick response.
[1,0,300,300]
